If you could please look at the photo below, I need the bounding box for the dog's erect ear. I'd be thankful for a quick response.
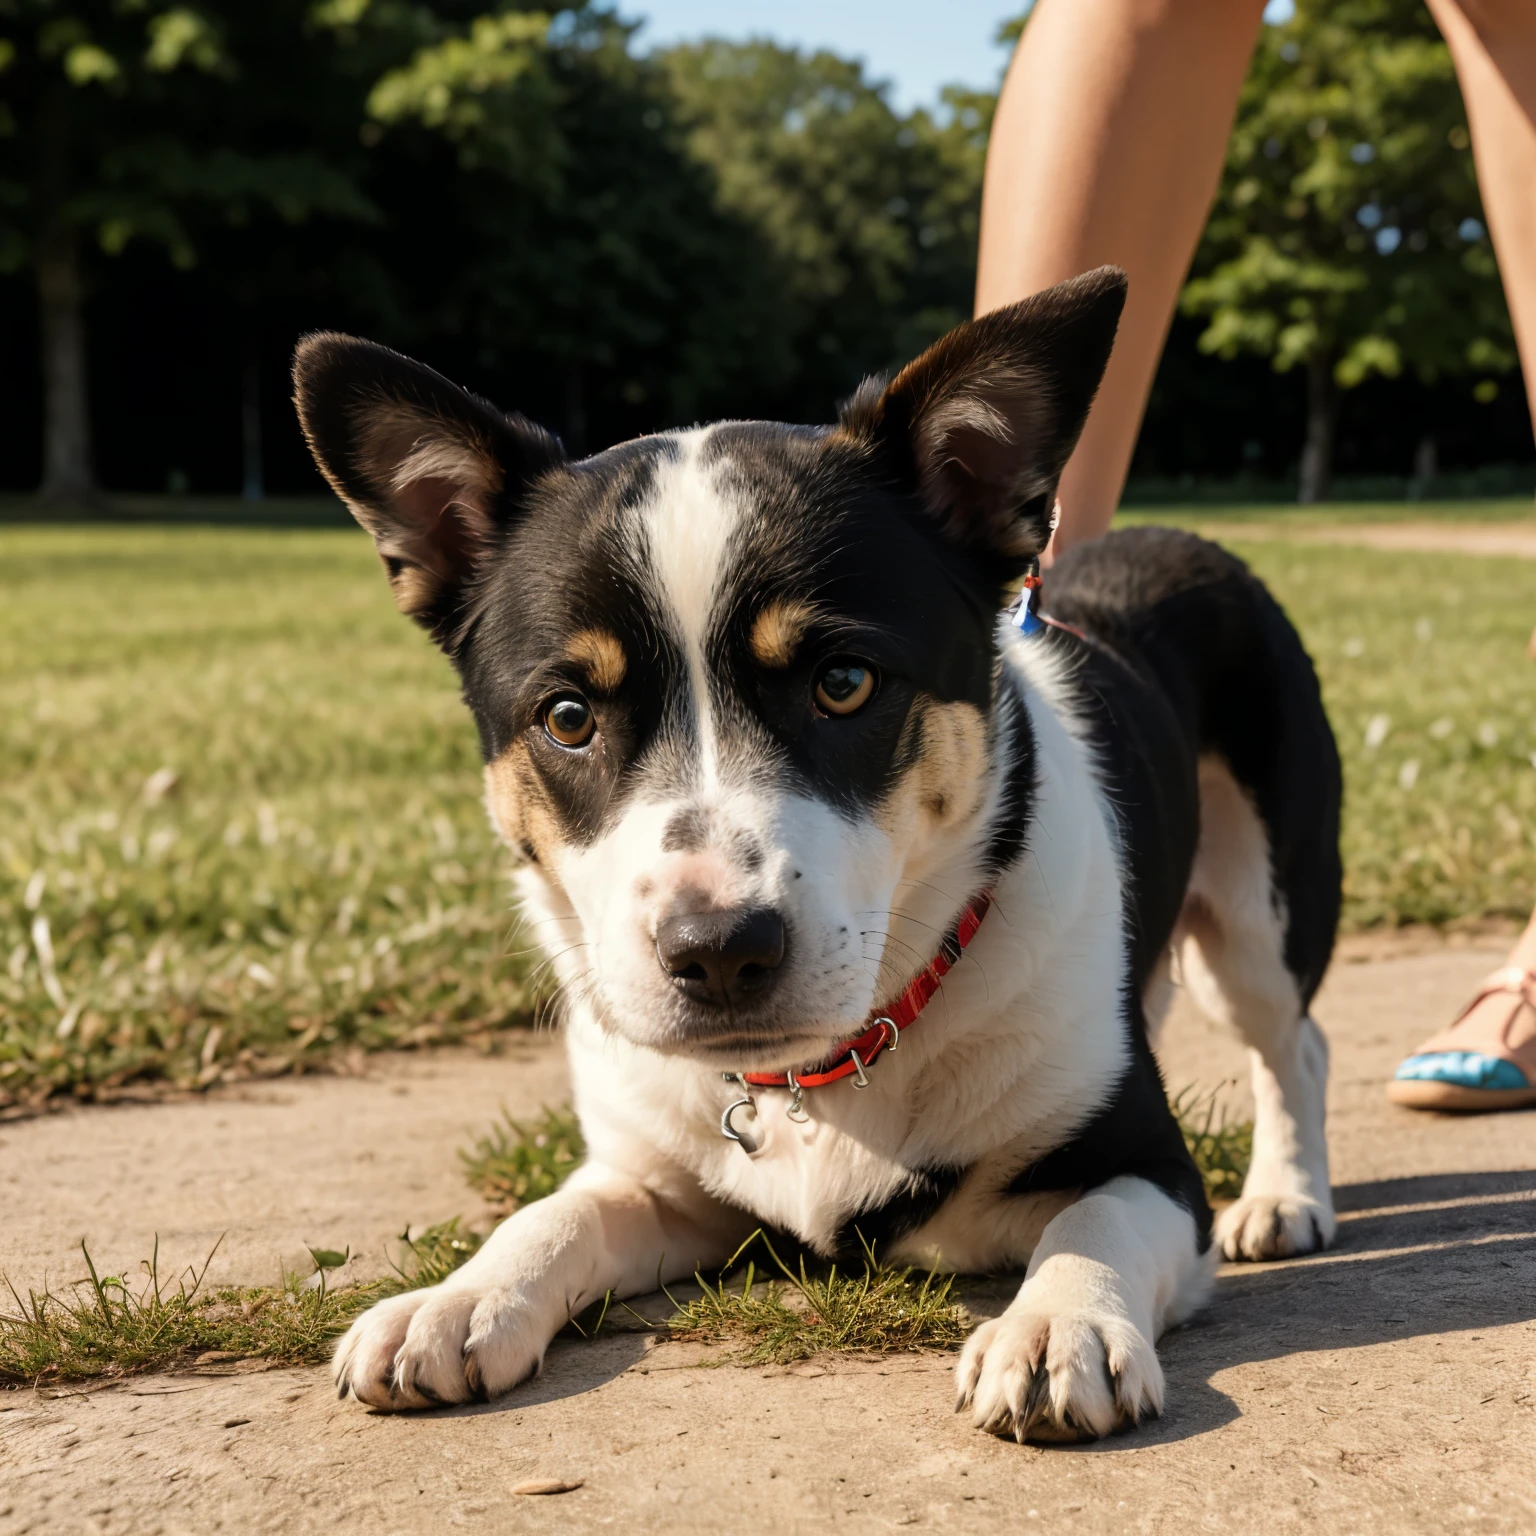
[839,267,1126,564]
[292,333,566,643]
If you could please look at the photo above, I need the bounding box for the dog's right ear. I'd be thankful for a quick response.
[837,267,1126,571]
[292,333,566,645]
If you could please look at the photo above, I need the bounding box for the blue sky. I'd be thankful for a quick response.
[625,1,1295,112]
[624,0,1021,111]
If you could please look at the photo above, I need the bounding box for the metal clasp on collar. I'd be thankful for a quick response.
[848,1049,871,1088]
[873,1015,899,1052]
[785,1069,810,1123]
[720,1072,760,1151]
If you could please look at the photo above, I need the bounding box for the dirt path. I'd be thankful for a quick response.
[4,945,1535,1535]
[1195,519,1536,560]
[2,1041,568,1291]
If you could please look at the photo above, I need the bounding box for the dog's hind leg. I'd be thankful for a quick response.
[1176,755,1335,1261]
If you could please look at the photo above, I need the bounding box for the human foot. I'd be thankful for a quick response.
[1388,966,1536,1112]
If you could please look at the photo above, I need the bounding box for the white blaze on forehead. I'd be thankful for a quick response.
[636,428,748,780]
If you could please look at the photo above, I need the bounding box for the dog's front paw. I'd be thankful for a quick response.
[333,1281,547,1410]
[955,1303,1163,1444]
[1215,1193,1335,1262]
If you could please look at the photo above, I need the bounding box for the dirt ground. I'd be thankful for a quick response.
[1197,519,1536,561]
[3,941,1534,1535]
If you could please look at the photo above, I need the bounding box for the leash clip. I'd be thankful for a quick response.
[873,1015,899,1052]
[784,1069,810,1123]
[1012,557,1045,635]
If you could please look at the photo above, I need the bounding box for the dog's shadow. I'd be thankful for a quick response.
[383,1330,656,1421]
[1117,1166,1536,1447]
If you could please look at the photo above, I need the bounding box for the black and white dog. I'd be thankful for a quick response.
[293,267,1342,1441]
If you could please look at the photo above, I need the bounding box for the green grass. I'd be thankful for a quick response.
[0,1222,480,1389]
[461,1105,585,1213]
[1,527,533,1113]
[1171,1085,1255,1204]
[1219,536,1536,928]
[3,514,1533,1112]
[1120,495,1536,527]
[666,1230,969,1364]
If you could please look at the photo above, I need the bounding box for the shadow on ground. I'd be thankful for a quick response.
[1132,1167,1536,1446]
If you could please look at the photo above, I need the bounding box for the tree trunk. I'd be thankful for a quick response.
[36,87,96,505]
[1297,348,1337,505]
[1408,434,1437,501]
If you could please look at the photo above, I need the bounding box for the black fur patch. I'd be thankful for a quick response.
[831,1165,968,1261]
[1008,1010,1213,1249]
[1043,526,1343,1005]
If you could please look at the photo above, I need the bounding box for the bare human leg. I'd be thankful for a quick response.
[1389,0,1536,1112]
[974,0,1267,559]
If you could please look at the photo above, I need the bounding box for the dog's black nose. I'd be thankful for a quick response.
[656,906,786,1008]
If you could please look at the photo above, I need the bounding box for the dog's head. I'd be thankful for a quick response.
[293,268,1124,1071]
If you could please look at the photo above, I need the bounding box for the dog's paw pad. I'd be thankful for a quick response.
[334,1284,543,1411]
[955,1307,1162,1444]
[1215,1194,1335,1262]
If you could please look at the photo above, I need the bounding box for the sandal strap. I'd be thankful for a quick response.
[1450,965,1536,1037]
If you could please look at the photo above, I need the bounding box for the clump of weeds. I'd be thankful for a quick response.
[460,1105,584,1212]
[1170,1083,1254,1203]
[666,1230,969,1365]
[0,1223,479,1389]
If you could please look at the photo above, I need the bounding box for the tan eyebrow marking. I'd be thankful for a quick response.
[565,628,627,692]
[750,599,821,669]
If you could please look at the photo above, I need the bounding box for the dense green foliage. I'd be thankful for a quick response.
[1183,0,1513,495]
[2,2,1522,495]
[0,0,377,275]
[661,44,992,411]
[0,1,986,485]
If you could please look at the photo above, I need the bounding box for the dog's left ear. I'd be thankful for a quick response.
[839,266,1126,564]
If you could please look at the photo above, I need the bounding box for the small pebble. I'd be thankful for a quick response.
[512,1478,584,1496]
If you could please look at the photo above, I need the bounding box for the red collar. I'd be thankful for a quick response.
[738,890,992,1094]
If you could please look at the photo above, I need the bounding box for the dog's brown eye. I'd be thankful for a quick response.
[544,695,595,748]
[814,660,876,717]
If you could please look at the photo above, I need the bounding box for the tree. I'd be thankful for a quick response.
[0,2,374,503]
[657,40,986,417]
[1181,0,1514,501]
[352,21,986,441]
[0,6,989,493]
[292,3,795,446]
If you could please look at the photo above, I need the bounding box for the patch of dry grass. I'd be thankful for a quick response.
[666,1231,969,1364]
[0,1082,1256,1388]
[0,1224,479,1389]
